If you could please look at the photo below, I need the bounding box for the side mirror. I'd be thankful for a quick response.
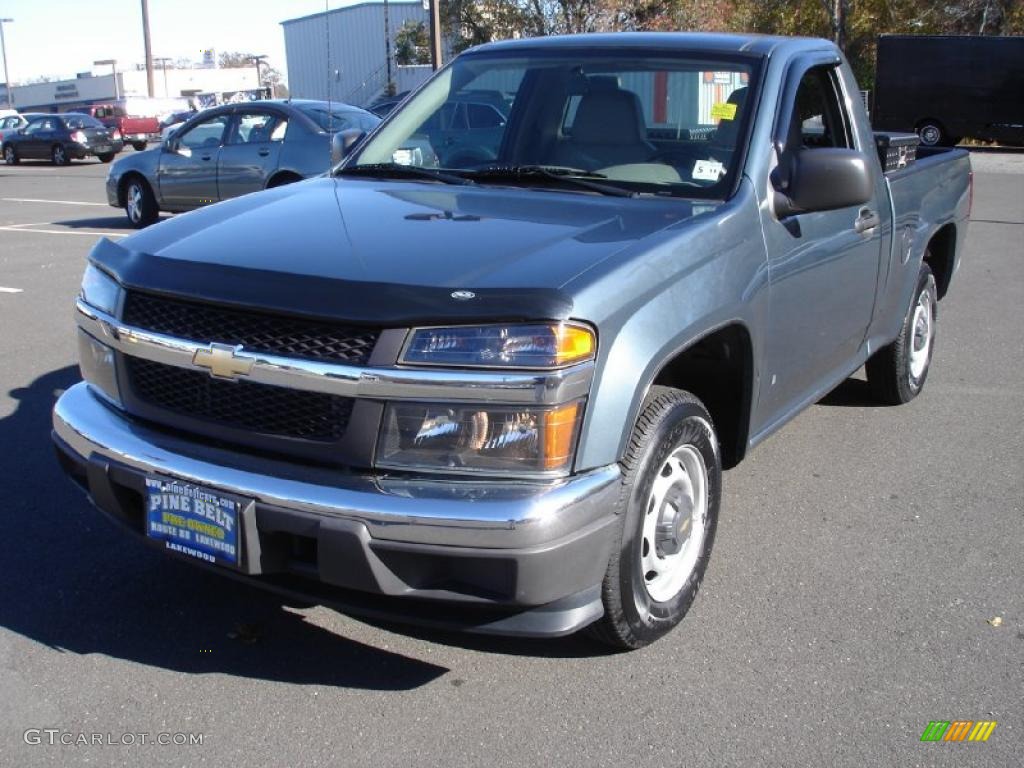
[331,129,365,165]
[771,148,873,218]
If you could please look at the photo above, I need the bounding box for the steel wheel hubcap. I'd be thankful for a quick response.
[641,444,708,603]
[920,126,939,145]
[908,288,933,382]
[127,185,142,221]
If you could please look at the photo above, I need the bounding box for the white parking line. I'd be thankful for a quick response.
[0,286,24,293]
[3,197,108,207]
[0,223,126,237]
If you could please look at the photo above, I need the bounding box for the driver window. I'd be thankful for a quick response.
[791,66,852,150]
[179,114,229,150]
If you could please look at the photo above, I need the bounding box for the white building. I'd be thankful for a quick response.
[8,67,264,113]
[283,1,434,107]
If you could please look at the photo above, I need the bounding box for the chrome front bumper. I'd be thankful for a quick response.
[53,383,621,634]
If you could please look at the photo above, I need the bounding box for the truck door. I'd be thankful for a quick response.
[757,59,884,423]
[157,112,230,209]
[217,110,285,200]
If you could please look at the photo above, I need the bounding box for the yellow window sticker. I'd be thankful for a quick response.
[711,102,737,121]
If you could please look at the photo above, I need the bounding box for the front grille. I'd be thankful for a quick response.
[126,357,353,441]
[123,291,379,365]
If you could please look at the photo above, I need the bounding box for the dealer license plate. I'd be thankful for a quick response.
[145,478,242,567]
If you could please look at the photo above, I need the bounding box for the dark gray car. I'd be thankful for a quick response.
[105,99,380,227]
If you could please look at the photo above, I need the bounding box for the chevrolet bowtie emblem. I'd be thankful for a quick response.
[192,343,255,380]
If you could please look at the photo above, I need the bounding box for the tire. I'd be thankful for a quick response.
[916,120,946,148]
[588,386,722,650]
[132,141,148,152]
[866,263,937,405]
[123,177,159,228]
[3,144,17,165]
[97,153,115,163]
[52,144,70,166]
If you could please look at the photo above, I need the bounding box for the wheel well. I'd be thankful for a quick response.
[117,172,148,206]
[651,324,754,469]
[925,223,956,300]
[267,171,302,189]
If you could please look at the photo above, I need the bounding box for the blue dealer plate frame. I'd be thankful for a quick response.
[145,477,243,568]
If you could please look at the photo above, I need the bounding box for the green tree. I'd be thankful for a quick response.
[395,20,431,65]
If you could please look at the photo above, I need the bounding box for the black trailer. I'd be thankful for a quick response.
[873,34,1024,147]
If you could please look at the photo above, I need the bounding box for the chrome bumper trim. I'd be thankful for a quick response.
[54,382,621,548]
[77,300,594,405]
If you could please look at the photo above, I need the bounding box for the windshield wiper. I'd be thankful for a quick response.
[465,165,637,198]
[335,163,473,186]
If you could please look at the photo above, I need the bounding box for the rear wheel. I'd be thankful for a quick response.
[97,152,115,163]
[131,141,148,151]
[866,263,937,405]
[52,144,69,165]
[588,387,721,650]
[3,145,16,165]
[124,177,159,228]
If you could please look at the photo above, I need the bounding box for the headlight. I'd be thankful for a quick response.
[79,263,122,315]
[401,322,595,369]
[78,329,121,406]
[377,401,582,475]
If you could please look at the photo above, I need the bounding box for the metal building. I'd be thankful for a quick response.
[282,2,432,108]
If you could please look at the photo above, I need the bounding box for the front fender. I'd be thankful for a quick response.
[570,180,770,471]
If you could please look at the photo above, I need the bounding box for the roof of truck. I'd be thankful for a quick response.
[472,32,834,58]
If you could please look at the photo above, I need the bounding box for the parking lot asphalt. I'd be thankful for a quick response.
[0,153,1021,768]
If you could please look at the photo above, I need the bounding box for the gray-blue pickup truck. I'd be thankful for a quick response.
[53,33,971,649]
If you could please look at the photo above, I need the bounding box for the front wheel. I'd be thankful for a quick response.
[131,141,147,152]
[588,387,722,650]
[3,145,17,165]
[866,263,937,405]
[124,177,159,228]
[97,153,115,163]
[52,144,70,165]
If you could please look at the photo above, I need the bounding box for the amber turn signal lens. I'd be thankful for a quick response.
[543,401,581,470]
[554,324,596,366]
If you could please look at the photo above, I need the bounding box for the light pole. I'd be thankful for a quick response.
[94,59,119,100]
[0,18,13,109]
[251,54,268,97]
[140,0,154,97]
[154,56,172,97]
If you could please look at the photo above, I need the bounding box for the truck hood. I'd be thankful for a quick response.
[95,177,718,325]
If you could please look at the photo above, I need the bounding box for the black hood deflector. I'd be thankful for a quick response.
[90,238,574,327]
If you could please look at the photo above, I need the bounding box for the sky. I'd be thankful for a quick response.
[0,0,363,85]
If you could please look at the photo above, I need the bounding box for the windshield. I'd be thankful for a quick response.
[63,115,105,129]
[349,49,760,198]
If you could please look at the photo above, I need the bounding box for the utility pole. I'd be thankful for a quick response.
[0,18,13,108]
[383,0,394,95]
[429,0,442,71]
[141,0,155,97]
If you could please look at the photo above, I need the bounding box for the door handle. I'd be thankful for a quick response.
[258,149,270,157]
[201,154,212,162]
[854,208,880,234]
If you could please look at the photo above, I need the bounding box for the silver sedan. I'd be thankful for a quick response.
[106,99,380,227]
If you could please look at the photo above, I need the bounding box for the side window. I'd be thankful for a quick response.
[231,112,277,145]
[270,118,288,142]
[790,66,852,150]
[25,118,49,135]
[179,114,230,150]
[466,103,505,129]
